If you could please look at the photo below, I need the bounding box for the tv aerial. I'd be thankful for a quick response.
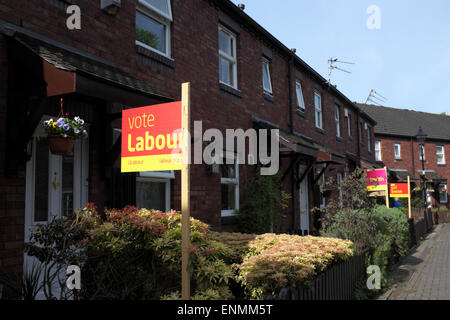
[327,58,355,84]
[365,89,387,105]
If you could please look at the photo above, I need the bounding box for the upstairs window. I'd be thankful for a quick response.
[314,91,323,129]
[437,146,446,165]
[136,0,172,56]
[219,25,237,89]
[394,143,401,159]
[375,141,382,161]
[345,109,351,137]
[335,105,341,137]
[295,81,305,111]
[262,58,272,94]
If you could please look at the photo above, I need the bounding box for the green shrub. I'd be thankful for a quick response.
[235,170,290,234]
[411,197,425,208]
[321,205,410,289]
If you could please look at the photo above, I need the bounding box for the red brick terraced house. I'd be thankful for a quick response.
[0,0,376,296]
[358,104,450,209]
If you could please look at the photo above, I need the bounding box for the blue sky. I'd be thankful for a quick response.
[230,0,450,114]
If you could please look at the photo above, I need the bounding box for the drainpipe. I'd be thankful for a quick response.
[356,110,361,164]
[411,137,415,178]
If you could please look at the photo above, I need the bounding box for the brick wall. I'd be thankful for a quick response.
[0,34,25,294]
[377,135,450,207]
[0,0,375,234]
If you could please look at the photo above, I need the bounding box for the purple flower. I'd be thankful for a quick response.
[63,124,70,131]
[56,118,65,127]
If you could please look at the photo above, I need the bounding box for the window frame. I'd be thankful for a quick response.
[436,145,446,165]
[295,80,305,111]
[218,25,238,89]
[335,104,341,137]
[262,58,273,94]
[394,143,401,159]
[139,0,173,21]
[375,140,382,161]
[221,153,239,217]
[366,123,371,152]
[136,171,174,212]
[345,109,351,137]
[136,0,172,58]
[314,91,323,129]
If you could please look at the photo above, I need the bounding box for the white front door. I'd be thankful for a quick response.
[24,121,89,299]
[299,165,309,235]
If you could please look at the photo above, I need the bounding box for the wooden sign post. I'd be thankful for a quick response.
[121,82,192,300]
[181,82,191,300]
[385,167,389,208]
[407,176,412,218]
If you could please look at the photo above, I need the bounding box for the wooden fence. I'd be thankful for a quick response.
[409,208,435,246]
[273,251,367,300]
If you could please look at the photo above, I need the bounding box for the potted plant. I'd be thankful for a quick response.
[43,115,86,155]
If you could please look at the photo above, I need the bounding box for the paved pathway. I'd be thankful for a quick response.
[382,224,450,300]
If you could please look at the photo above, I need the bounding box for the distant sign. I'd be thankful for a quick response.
[366,168,388,192]
[389,183,409,198]
[121,102,183,172]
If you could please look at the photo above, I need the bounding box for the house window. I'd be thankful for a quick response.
[136,0,172,57]
[136,171,174,212]
[345,109,351,137]
[221,154,239,217]
[367,124,371,152]
[219,25,237,89]
[419,145,425,161]
[262,58,272,94]
[436,146,446,165]
[394,143,401,159]
[375,141,382,161]
[295,81,305,111]
[335,105,341,137]
[314,91,323,129]
[439,184,448,203]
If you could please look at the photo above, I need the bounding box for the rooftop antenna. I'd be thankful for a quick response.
[365,89,387,105]
[327,58,354,83]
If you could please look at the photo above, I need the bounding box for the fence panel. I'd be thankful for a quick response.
[275,252,366,300]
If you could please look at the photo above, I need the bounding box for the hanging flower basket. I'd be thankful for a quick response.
[48,135,75,155]
[42,110,87,156]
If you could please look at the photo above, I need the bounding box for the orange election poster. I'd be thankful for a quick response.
[121,102,183,172]
[389,183,409,198]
